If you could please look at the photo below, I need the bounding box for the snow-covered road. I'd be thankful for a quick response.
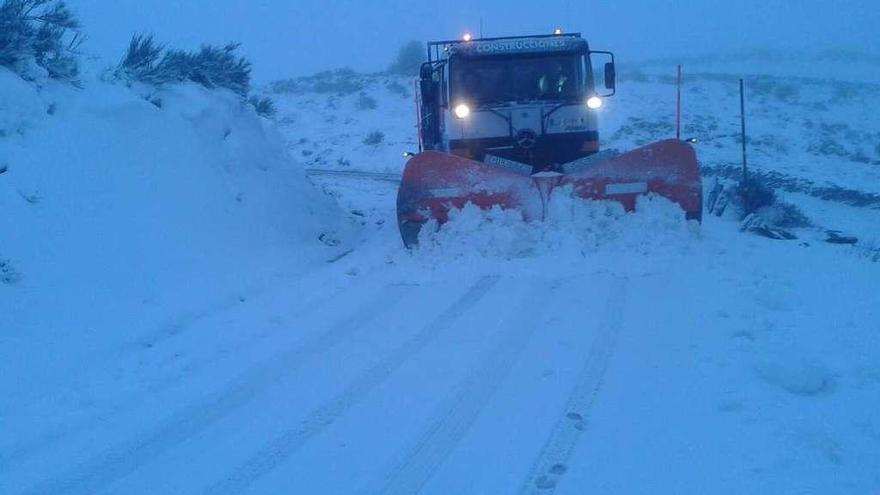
[5,187,879,494]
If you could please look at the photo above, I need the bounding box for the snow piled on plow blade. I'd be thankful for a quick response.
[415,193,696,260]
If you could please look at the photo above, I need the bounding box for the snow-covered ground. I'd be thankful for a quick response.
[2,53,880,495]
[0,67,353,435]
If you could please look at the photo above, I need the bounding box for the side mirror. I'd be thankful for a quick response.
[590,50,616,97]
[604,62,616,91]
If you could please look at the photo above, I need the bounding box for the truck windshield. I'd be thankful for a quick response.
[450,54,585,105]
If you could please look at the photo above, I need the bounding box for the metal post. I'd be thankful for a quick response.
[739,78,748,182]
[676,64,682,140]
[414,79,423,152]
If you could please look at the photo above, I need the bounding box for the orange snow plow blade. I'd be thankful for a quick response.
[396,139,702,247]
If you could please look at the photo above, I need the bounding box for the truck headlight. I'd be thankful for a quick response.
[587,96,603,109]
[454,104,471,119]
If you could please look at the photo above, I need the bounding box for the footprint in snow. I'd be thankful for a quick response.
[730,330,756,342]
[534,464,568,490]
[797,429,844,465]
[755,359,835,397]
[566,412,586,431]
[549,464,567,475]
[717,400,745,413]
[753,288,801,312]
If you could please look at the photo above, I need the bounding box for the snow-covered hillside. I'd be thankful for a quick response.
[2,52,880,495]
[0,68,353,403]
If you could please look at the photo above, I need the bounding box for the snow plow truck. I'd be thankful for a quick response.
[396,32,703,247]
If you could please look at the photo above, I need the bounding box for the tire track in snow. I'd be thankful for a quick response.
[204,275,501,495]
[4,263,350,422]
[518,277,628,495]
[20,283,412,495]
[371,279,558,495]
[2,277,367,472]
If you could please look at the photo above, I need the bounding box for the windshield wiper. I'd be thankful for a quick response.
[476,97,516,108]
[476,105,512,130]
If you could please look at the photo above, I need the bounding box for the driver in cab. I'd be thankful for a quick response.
[538,62,570,98]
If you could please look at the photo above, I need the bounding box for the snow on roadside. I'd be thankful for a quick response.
[0,68,355,401]
[266,72,417,175]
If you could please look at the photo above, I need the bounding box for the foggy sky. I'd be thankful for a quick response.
[71,0,880,82]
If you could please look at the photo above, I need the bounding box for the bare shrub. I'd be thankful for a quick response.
[363,131,384,146]
[386,79,408,96]
[1,257,21,284]
[248,96,276,118]
[312,68,364,95]
[0,0,83,80]
[115,34,164,84]
[355,92,377,110]
[269,78,302,94]
[117,34,251,96]
[388,40,425,76]
[736,177,777,216]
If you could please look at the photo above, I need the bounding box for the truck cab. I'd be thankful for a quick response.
[418,32,616,173]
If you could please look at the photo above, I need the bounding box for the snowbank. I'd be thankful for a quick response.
[0,68,353,397]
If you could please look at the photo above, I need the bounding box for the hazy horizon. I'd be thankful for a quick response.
[70,0,880,82]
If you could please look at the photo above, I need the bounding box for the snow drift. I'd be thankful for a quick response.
[0,68,353,397]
